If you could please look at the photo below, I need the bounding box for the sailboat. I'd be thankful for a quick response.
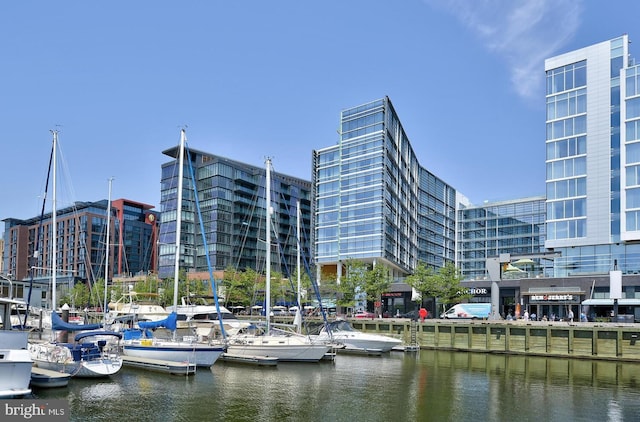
[225,158,331,362]
[28,130,124,378]
[121,129,225,367]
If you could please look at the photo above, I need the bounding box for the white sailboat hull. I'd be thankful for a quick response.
[29,341,123,378]
[122,339,224,367]
[226,334,331,362]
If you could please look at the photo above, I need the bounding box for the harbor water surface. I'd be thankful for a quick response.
[31,349,640,421]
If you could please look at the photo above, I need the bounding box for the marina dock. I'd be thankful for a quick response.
[219,353,278,366]
[30,366,71,388]
[352,318,640,362]
[336,347,383,356]
[121,356,197,375]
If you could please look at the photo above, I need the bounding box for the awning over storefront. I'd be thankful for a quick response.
[582,299,640,306]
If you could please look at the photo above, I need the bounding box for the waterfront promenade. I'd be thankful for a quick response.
[349,318,640,362]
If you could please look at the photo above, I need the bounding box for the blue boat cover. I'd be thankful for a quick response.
[74,330,123,342]
[138,312,177,331]
[51,311,102,331]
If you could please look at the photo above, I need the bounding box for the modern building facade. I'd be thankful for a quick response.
[312,97,459,311]
[2,199,157,307]
[457,196,548,281]
[158,144,313,282]
[451,34,640,320]
[545,34,640,276]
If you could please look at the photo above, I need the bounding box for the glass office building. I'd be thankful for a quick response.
[312,97,458,282]
[457,197,548,281]
[545,34,640,275]
[158,145,312,280]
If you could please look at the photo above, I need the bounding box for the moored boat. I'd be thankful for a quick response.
[315,319,402,352]
[0,298,33,398]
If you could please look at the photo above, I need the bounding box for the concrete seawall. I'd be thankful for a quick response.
[350,319,640,362]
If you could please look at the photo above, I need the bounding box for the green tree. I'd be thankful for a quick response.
[405,262,470,315]
[335,260,391,315]
[365,264,392,316]
[336,259,367,310]
[438,262,470,306]
[59,281,90,309]
[405,262,438,303]
[222,266,258,307]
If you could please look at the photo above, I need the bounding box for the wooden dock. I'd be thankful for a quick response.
[352,319,640,362]
[392,345,420,353]
[121,356,197,375]
[219,353,278,366]
[337,347,383,356]
[30,367,71,388]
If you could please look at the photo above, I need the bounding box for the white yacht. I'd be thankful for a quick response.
[315,319,402,352]
[165,295,250,339]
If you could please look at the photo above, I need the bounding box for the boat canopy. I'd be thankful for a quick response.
[51,311,102,331]
[74,330,123,342]
[138,312,177,331]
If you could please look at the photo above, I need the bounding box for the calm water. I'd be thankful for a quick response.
[30,350,640,422]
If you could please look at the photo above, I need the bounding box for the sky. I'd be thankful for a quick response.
[1,0,639,233]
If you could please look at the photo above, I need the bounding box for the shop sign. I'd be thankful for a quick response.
[459,288,489,296]
[530,294,574,301]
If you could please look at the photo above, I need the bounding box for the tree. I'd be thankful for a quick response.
[59,281,90,309]
[336,259,367,310]
[438,262,471,307]
[364,263,392,317]
[335,260,391,316]
[222,266,258,308]
[404,262,438,304]
[405,262,470,315]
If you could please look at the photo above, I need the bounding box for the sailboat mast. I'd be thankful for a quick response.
[51,130,58,311]
[265,157,272,332]
[296,199,302,334]
[173,129,186,309]
[103,177,113,326]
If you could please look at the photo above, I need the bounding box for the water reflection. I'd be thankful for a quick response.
[31,351,640,422]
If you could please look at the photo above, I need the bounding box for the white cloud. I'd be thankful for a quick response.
[424,0,583,100]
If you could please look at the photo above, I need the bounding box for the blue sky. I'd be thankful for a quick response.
[1,0,639,232]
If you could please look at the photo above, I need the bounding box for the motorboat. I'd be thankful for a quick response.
[315,319,402,352]
[165,295,251,340]
[107,292,169,324]
[0,297,33,398]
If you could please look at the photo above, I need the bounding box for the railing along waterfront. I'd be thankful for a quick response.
[349,318,640,362]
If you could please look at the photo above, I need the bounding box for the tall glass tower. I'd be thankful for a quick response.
[159,145,312,280]
[545,34,640,275]
[312,97,458,283]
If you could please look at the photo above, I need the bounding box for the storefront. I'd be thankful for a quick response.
[522,287,584,321]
